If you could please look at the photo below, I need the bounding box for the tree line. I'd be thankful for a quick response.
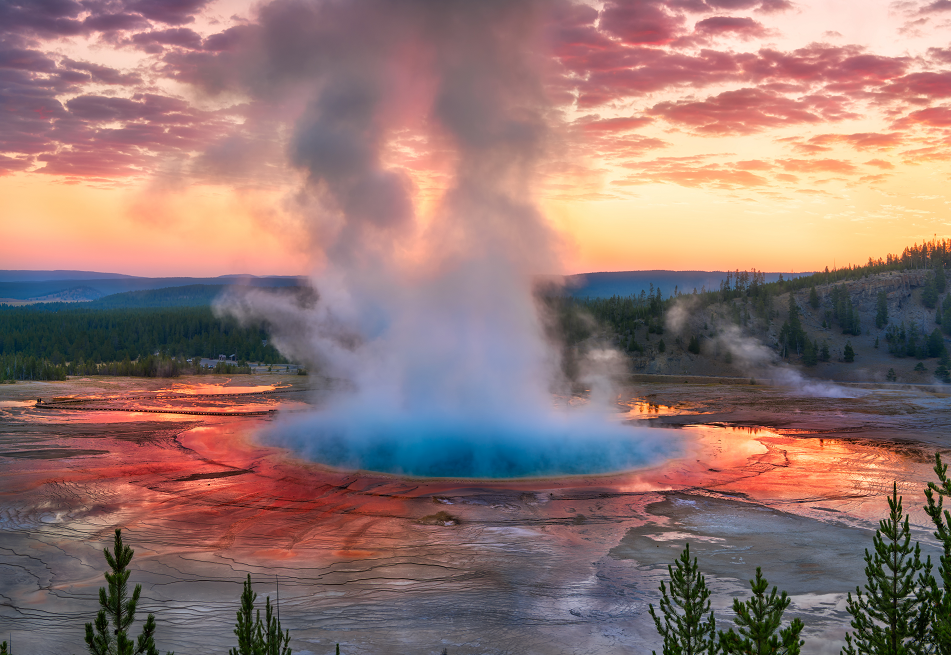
[562,238,951,373]
[0,306,286,380]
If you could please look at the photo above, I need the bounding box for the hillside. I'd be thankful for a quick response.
[579,267,948,385]
[0,273,303,303]
[565,270,812,299]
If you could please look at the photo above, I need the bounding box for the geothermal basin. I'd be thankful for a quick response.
[0,375,948,655]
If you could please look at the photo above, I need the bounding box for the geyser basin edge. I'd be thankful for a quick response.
[265,410,682,479]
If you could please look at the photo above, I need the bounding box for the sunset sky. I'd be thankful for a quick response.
[2,0,951,277]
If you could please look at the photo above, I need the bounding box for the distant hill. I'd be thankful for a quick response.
[0,270,136,282]
[0,273,304,302]
[27,286,105,303]
[565,270,814,299]
[87,285,229,308]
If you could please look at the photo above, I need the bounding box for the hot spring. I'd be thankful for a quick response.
[268,407,681,479]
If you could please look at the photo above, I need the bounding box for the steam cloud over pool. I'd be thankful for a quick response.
[216,0,682,476]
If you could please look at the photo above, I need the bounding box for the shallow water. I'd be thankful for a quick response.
[0,376,947,655]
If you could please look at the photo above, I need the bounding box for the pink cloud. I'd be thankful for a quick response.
[61,58,142,85]
[692,15,772,40]
[734,159,773,169]
[599,0,687,46]
[778,158,859,174]
[125,0,213,26]
[881,71,951,100]
[894,106,951,127]
[805,132,905,149]
[130,28,204,52]
[918,0,951,13]
[575,115,654,132]
[619,156,772,188]
[647,87,853,134]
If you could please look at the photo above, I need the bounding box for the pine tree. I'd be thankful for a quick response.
[650,543,717,655]
[924,454,951,653]
[842,483,932,655]
[844,341,855,363]
[688,336,701,355]
[802,340,818,366]
[923,275,939,309]
[719,567,804,655]
[0,641,7,654]
[84,529,172,655]
[230,575,292,655]
[809,286,820,310]
[876,291,889,329]
[937,351,951,383]
[929,329,946,358]
[231,575,259,655]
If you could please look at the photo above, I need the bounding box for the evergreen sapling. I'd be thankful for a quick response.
[924,454,951,653]
[843,483,932,655]
[230,574,291,655]
[649,543,718,655]
[84,529,172,655]
[719,567,804,655]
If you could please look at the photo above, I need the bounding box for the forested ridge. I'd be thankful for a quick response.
[563,238,951,382]
[0,305,285,381]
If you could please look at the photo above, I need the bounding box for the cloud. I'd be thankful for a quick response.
[734,159,772,170]
[805,131,905,150]
[0,153,32,175]
[881,71,951,100]
[677,15,774,45]
[778,158,859,174]
[61,58,142,85]
[648,87,854,134]
[893,105,951,127]
[125,0,213,25]
[918,0,951,13]
[0,0,87,38]
[0,47,57,73]
[0,0,939,192]
[130,28,204,52]
[747,45,909,86]
[599,0,687,45]
[618,156,771,188]
[865,158,895,168]
[575,115,654,133]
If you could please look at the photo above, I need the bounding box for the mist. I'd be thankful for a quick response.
[215,0,681,477]
[665,297,860,399]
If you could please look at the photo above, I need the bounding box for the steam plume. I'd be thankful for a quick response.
[665,297,860,399]
[217,0,679,476]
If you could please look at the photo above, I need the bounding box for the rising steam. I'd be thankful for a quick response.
[216,0,680,477]
[665,296,860,399]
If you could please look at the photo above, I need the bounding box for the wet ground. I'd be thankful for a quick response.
[0,375,948,654]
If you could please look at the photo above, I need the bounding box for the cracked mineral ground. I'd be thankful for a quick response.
[0,374,948,655]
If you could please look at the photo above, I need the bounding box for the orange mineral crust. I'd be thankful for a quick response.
[0,376,945,655]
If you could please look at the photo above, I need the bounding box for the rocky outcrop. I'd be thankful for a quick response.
[805,270,929,314]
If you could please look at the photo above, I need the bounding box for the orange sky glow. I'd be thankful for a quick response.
[2,0,951,277]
